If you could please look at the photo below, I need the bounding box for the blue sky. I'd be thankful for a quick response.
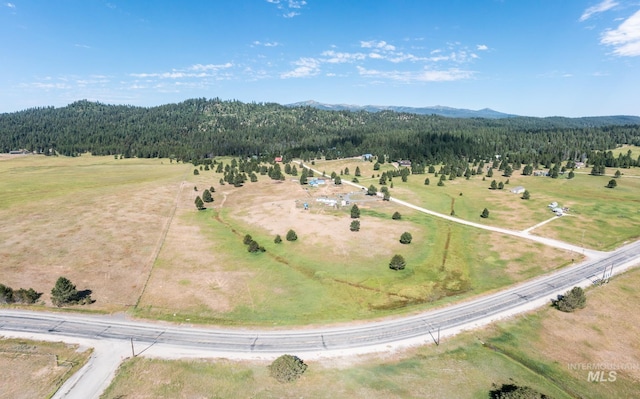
[1,0,639,117]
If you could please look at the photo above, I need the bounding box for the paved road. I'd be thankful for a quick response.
[2,240,639,356]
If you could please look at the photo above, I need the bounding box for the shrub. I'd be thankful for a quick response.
[286,229,298,241]
[243,234,253,245]
[350,220,360,231]
[274,234,282,244]
[553,286,586,312]
[489,383,549,398]
[481,208,490,218]
[269,354,308,383]
[399,232,412,244]
[389,254,406,270]
[392,211,401,220]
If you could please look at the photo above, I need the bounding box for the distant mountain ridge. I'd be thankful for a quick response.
[286,100,640,123]
[286,100,518,119]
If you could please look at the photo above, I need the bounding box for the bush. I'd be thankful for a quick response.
[269,354,308,383]
[350,220,360,231]
[489,383,549,398]
[481,208,490,218]
[243,234,253,245]
[399,232,412,244]
[274,234,282,244]
[0,284,41,304]
[392,211,401,220]
[0,283,14,304]
[389,254,406,270]
[286,229,298,241]
[553,286,586,312]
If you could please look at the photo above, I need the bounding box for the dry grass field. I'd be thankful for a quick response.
[0,155,189,311]
[134,162,574,325]
[0,338,91,399]
[102,267,640,399]
[0,153,633,325]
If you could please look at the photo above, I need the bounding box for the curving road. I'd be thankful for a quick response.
[2,240,639,356]
[2,163,639,398]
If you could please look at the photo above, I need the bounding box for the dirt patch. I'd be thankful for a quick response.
[0,338,90,399]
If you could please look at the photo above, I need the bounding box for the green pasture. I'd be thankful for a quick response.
[141,182,573,326]
[314,157,640,250]
[0,154,185,210]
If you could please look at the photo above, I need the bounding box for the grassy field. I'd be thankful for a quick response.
[0,338,91,399]
[134,161,574,325]
[314,155,640,250]
[0,154,189,311]
[101,266,640,399]
[1,153,635,325]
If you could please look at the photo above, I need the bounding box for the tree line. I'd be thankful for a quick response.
[1,98,639,166]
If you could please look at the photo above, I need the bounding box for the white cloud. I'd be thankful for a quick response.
[5,2,15,8]
[580,0,618,22]
[360,40,396,51]
[188,63,233,71]
[601,9,640,56]
[288,0,306,9]
[281,57,321,78]
[266,0,306,18]
[321,50,366,63]
[357,66,474,82]
[476,44,488,51]
[253,40,280,47]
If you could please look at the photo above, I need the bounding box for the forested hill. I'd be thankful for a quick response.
[1,98,639,165]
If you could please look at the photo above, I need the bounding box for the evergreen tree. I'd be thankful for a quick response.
[195,196,205,210]
[481,208,490,218]
[51,277,79,307]
[202,189,213,202]
[392,211,401,220]
[522,190,531,200]
[350,204,360,218]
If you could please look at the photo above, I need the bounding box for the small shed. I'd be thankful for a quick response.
[510,186,525,194]
[398,160,412,167]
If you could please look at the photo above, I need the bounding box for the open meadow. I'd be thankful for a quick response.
[134,158,575,325]
[314,152,640,250]
[0,154,189,311]
[0,153,636,326]
[101,267,640,399]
